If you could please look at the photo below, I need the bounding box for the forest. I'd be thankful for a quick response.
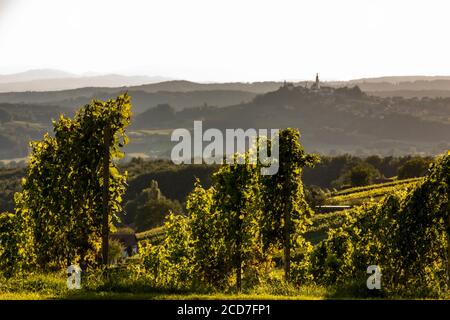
[0,93,449,300]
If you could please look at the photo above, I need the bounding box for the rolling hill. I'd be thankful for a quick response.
[0,69,171,92]
[1,77,450,160]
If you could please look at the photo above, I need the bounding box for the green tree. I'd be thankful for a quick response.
[397,157,430,179]
[108,239,125,264]
[0,109,11,123]
[261,128,318,282]
[14,94,131,270]
[140,212,193,288]
[212,154,264,291]
[309,151,450,295]
[0,211,34,276]
[186,181,230,288]
[304,185,328,208]
[347,163,380,187]
[126,180,183,231]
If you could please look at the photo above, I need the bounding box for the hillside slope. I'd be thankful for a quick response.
[132,85,450,155]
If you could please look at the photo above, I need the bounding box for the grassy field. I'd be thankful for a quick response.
[0,290,330,300]
[0,271,336,300]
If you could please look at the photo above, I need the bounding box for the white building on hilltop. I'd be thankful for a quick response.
[311,73,320,90]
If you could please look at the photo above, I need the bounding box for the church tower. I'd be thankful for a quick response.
[315,73,320,89]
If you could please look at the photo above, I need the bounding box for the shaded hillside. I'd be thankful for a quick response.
[2,77,450,112]
[2,83,450,159]
[131,80,284,94]
[366,90,450,98]
[330,78,450,97]
[0,103,63,123]
[0,103,63,159]
[132,85,450,155]
[0,88,257,114]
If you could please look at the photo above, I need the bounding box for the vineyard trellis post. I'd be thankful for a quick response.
[283,178,291,283]
[447,201,450,289]
[101,124,111,265]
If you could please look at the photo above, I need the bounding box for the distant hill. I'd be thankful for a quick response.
[0,80,281,105]
[329,77,450,97]
[150,78,450,97]
[0,69,75,83]
[2,71,450,97]
[344,76,450,84]
[131,80,285,94]
[364,90,450,98]
[0,69,171,92]
[0,89,258,114]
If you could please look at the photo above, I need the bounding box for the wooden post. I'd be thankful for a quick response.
[284,203,291,283]
[447,202,450,289]
[283,177,291,283]
[447,231,450,289]
[101,125,111,265]
[236,252,242,292]
[236,216,242,292]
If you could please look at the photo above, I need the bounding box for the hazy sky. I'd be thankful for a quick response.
[0,0,449,82]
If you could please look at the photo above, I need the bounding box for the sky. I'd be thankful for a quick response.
[0,0,449,82]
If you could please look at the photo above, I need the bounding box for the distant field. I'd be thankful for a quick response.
[136,226,165,244]
[331,177,423,196]
[327,178,422,205]
[0,157,27,166]
[302,178,424,243]
[129,129,174,136]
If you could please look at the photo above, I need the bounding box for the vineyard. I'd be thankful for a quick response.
[331,177,423,197]
[0,94,449,300]
[327,177,423,205]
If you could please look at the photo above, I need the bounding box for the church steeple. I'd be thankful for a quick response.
[315,73,320,89]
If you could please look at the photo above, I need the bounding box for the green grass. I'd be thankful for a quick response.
[0,268,373,300]
[0,291,327,301]
[60,290,328,300]
[1,266,447,300]
[0,271,330,300]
